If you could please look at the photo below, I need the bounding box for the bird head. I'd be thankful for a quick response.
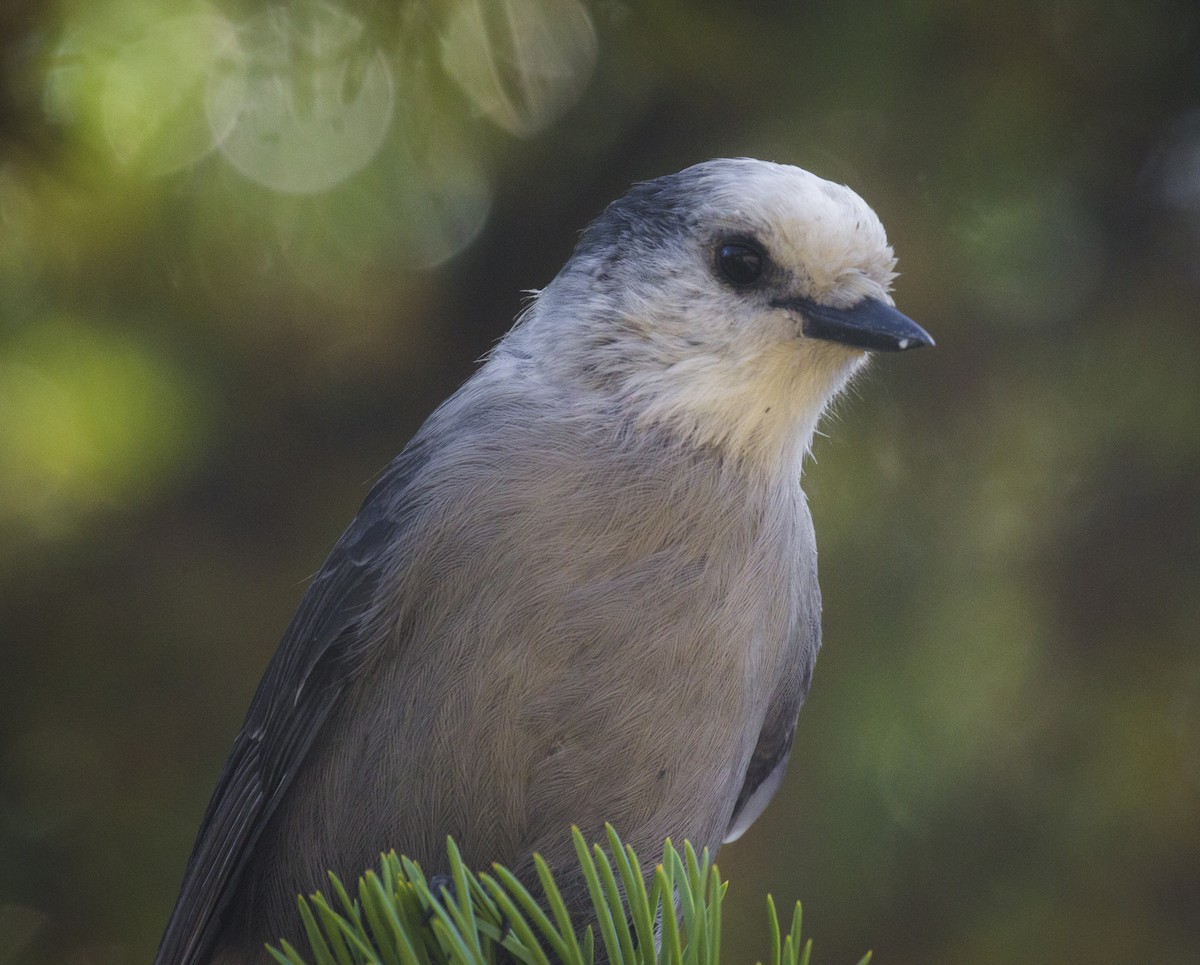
[510,158,933,469]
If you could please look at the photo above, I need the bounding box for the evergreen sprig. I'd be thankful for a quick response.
[267,824,870,965]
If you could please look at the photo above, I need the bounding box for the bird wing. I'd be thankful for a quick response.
[153,445,428,965]
[724,716,797,843]
[725,614,818,843]
[725,492,822,845]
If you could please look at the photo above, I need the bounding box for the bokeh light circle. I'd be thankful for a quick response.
[207,1,395,195]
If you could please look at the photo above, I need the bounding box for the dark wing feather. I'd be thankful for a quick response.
[153,444,428,965]
[725,635,816,843]
[725,716,797,842]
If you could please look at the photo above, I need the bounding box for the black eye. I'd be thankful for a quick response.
[716,242,765,287]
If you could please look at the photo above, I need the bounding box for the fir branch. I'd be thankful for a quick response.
[267,825,870,965]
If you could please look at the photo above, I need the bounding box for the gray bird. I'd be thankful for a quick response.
[155,158,933,965]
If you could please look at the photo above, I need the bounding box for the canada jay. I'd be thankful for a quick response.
[155,158,933,964]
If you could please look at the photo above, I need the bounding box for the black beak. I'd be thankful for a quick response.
[776,296,935,352]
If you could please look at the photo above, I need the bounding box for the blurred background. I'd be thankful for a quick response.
[2,0,1199,961]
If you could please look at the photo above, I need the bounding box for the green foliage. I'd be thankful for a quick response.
[266,825,870,965]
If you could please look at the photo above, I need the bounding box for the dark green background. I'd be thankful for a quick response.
[2,1,1199,961]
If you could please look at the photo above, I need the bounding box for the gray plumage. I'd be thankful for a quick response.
[155,158,932,965]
